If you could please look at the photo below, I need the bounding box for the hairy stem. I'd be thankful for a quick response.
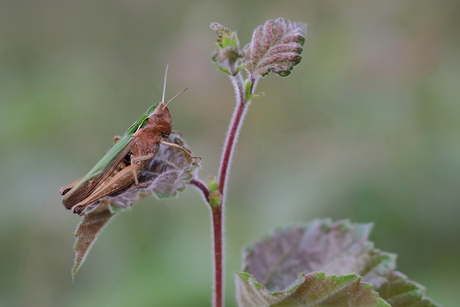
[189,179,210,202]
[190,69,257,307]
[210,73,252,307]
[218,75,246,195]
[211,205,224,307]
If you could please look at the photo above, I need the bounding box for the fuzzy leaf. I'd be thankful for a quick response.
[211,22,243,76]
[376,271,439,307]
[241,219,373,291]
[235,272,389,307]
[236,219,440,307]
[210,22,240,49]
[243,18,306,77]
[72,132,200,276]
[72,200,115,278]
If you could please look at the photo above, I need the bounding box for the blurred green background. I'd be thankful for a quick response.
[1,0,458,306]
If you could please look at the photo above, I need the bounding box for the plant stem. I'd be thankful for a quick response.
[218,93,246,194]
[189,179,210,202]
[210,73,248,307]
[190,72,254,307]
[211,205,224,307]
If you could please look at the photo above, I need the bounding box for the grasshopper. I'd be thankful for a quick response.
[60,67,194,215]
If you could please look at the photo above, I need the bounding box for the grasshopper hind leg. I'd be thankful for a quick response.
[130,153,155,187]
[60,176,84,195]
[71,204,84,215]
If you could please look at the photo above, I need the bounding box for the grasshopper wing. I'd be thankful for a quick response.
[62,103,160,209]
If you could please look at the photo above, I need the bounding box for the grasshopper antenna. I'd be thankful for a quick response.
[162,64,169,104]
[163,87,188,109]
[161,65,188,109]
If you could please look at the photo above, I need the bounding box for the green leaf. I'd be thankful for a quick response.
[209,191,221,208]
[236,219,440,307]
[210,22,243,76]
[72,132,200,277]
[247,92,264,102]
[206,176,219,194]
[235,63,247,75]
[235,272,389,307]
[244,79,252,100]
[213,62,231,75]
[210,22,240,49]
[376,271,439,307]
[243,18,306,77]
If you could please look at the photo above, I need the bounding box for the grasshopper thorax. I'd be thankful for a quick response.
[147,102,173,135]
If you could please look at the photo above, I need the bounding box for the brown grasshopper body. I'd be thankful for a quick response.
[61,101,191,215]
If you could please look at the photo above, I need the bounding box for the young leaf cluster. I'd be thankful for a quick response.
[211,18,307,104]
[212,18,306,79]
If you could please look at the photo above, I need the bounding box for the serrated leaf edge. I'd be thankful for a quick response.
[235,271,390,307]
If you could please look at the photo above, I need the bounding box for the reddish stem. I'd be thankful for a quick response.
[189,179,210,202]
[211,75,247,307]
[211,206,223,307]
[218,100,246,194]
[190,73,250,307]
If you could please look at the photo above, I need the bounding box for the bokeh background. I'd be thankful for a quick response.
[1,0,458,306]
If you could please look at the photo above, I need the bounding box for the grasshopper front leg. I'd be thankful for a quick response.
[159,140,200,160]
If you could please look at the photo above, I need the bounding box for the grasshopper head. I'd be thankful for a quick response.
[148,102,173,135]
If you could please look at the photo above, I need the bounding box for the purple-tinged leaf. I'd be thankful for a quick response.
[236,219,440,307]
[241,219,374,292]
[72,133,200,277]
[243,18,306,77]
[72,200,114,278]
